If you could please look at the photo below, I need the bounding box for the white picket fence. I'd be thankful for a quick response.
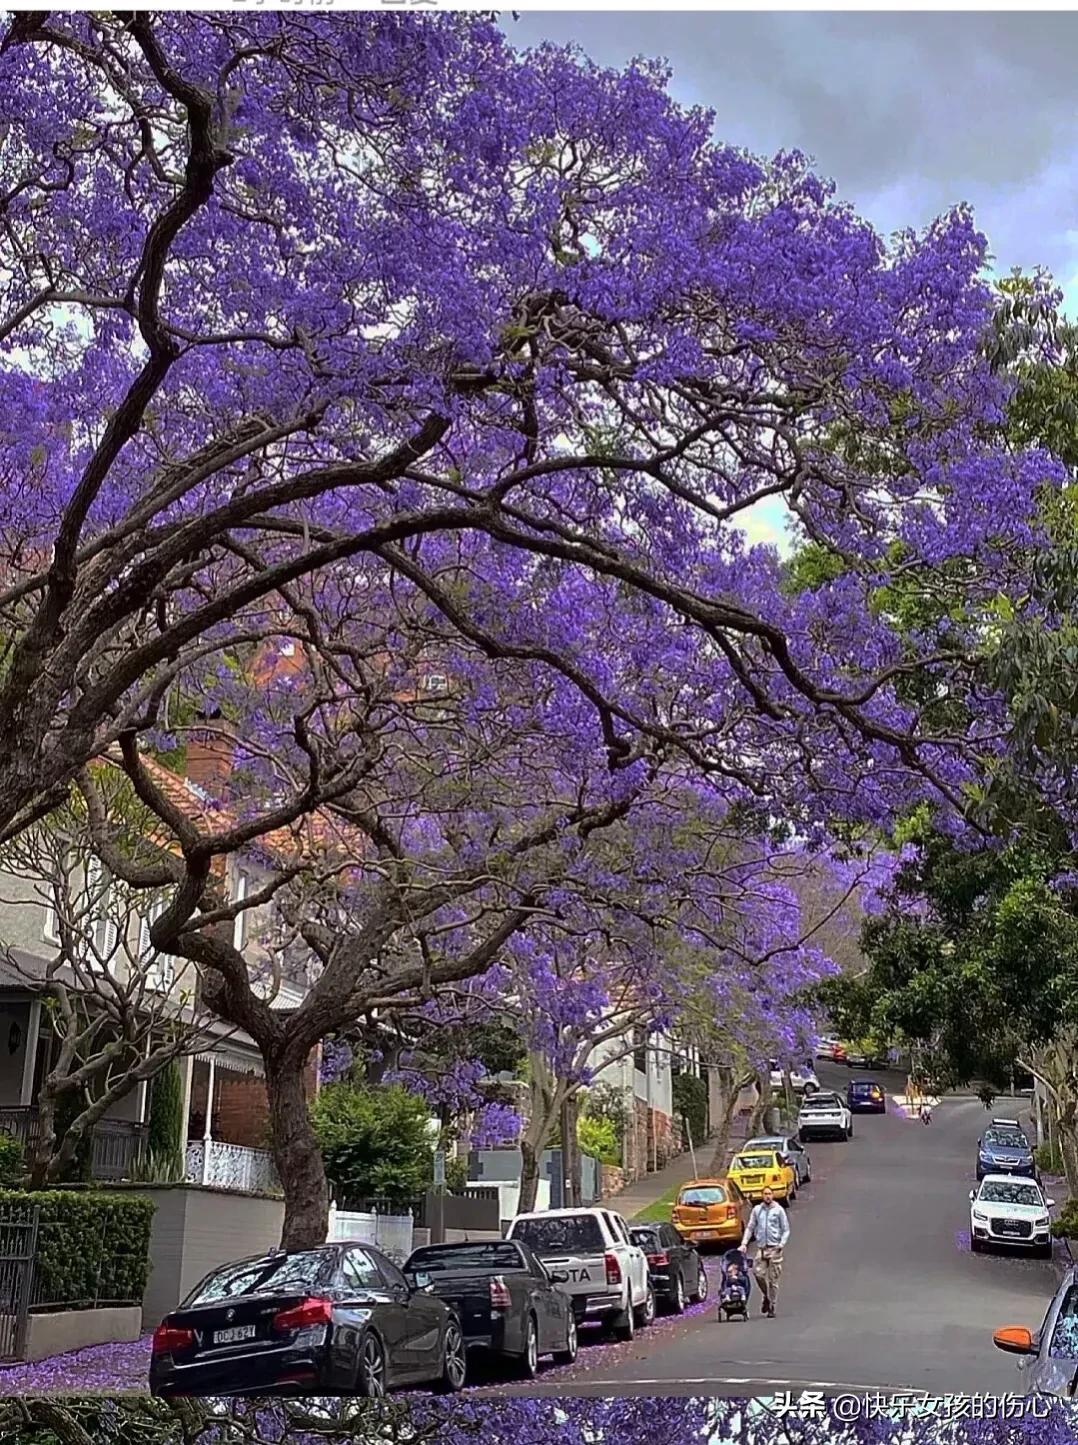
[326,1204,414,1264]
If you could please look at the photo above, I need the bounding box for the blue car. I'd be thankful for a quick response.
[976,1118,1037,1182]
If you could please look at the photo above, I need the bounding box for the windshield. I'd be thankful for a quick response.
[980,1181,1042,1207]
[511,1216,604,1255]
[408,1243,525,1274]
[802,1095,839,1109]
[187,1251,331,1305]
[747,1139,786,1152]
[630,1228,660,1248]
[851,1082,879,1094]
[984,1130,1028,1151]
[733,1154,775,1171]
[1050,1286,1078,1359]
[678,1186,727,1206]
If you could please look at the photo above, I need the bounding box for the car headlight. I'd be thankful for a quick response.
[972,1209,988,1221]
[1036,1215,1050,1228]
[978,1152,992,1162]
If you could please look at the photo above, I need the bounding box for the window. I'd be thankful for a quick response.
[407,1243,526,1275]
[232,870,249,951]
[377,1256,409,1293]
[86,858,118,961]
[340,1249,384,1293]
[186,1251,332,1305]
[733,1154,775,1171]
[980,1181,1043,1208]
[630,1227,660,1251]
[632,1026,647,1075]
[42,889,60,946]
[138,900,175,994]
[678,1186,727,1207]
[510,1215,604,1255]
[1049,1286,1078,1359]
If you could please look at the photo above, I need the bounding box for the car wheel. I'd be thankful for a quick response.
[553,1312,578,1366]
[612,1297,635,1342]
[635,1283,656,1327]
[356,1330,388,1398]
[516,1314,540,1380]
[971,1237,983,1254]
[434,1318,467,1394]
[692,1263,709,1303]
[670,1271,686,1315]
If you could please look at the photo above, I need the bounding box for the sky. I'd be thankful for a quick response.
[504,10,1078,551]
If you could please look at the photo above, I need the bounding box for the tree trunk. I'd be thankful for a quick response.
[519,1137,542,1215]
[707,1068,752,1176]
[748,1071,770,1136]
[265,1049,329,1250]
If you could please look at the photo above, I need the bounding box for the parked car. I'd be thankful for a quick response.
[726,1148,797,1205]
[670,1177,749,1250]
[976,1119,1037,1181]
[402,1239,576,1379]
[149,1243,466,1398]
[797,1090,853,1141]
[970,1174,1055,1257]
[846,1078,887,1114]
[629,1223,708,1314]
[815,1038,842,1061]
[993,1267,1078,1394]
[745,1134,813,1187]
[506,1206,653,1341]
[769,1061,820,1094]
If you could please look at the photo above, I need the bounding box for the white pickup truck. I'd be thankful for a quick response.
[507,1206,654,1341]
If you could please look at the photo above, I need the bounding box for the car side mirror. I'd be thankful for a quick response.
[1047,1198,1056,1210]
[993,1326,1035,1356]
[969,1190,976,1202]
[412,1271,432,1292]
[549,1269,570,1284]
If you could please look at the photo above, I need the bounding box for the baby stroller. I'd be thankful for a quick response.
[718,1247,751,1321]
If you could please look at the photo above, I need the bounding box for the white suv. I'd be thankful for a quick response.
[970,1174,1055,1258]
[797,1090,853,1141]
[507,1206,653,1340]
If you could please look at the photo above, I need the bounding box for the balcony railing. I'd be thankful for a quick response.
[0,1106,147,1181]
[185,1139,280,1195]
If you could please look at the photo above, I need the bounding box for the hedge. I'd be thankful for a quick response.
[0,1189,155,1309]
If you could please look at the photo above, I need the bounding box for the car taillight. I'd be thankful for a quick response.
[646,1251,669,1267]
[605,1252,621,1286]
[152,1323,195,1355]
[489,1276,512,1310]
[272,1297,333,1333]
[725,1205,739,1220]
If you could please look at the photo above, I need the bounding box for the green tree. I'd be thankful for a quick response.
[311,1083,435,1204]
[145,1060,186,1181]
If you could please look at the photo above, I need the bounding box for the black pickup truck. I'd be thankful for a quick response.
[403,1240,578,1380]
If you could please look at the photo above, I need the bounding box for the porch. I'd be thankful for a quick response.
[181,1048,281,1195]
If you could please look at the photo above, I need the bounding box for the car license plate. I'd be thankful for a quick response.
[697,1229,717,1238]
[214,1324,256,1345]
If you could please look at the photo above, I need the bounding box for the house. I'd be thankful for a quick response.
[0,751,320,1195]
[589,1024,679,1176]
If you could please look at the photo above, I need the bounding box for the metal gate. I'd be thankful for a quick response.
[0,1201,38,1361]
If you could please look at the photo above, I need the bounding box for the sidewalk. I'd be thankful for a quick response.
[600,1088,759,1220]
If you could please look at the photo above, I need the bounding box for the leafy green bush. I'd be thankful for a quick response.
[1052,1198,1078,1240]
[581,1083,629,1150]
[1036,1142,1064,1177]
[0,1189,156,1308]
[445,1155,469,1193]
[578,1114,619,1165]
[146,1062,185,1180]
[0,1132,25,1186]
[672,1072,708,1148]
[312,1082,434,1203]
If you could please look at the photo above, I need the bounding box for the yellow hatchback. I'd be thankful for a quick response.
[727,1148,797,1204]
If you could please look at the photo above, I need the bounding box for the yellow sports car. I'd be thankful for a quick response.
[726,1148,797,1204]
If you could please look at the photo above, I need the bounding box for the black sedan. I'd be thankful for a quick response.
[403,1239,576,1379]
[149,1243,466,1398]
[629,1223,708,1315]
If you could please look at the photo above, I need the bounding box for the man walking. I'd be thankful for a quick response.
[741,1185,790,1318]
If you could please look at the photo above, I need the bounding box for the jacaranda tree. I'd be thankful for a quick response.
[0,13,1062,1244]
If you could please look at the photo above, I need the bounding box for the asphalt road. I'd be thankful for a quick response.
[479,1064,1061,1398]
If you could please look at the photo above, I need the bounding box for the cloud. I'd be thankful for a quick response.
[506,13,1078,311]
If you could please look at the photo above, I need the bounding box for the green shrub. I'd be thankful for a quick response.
[0,1132,25,1186]
[577,1114,619,1165]
[672,1072,709,1148]
[445,1155,469,1193]
[1052,1198,1078,1240]
[0,1189,155,1308]
[1036,1142,1065,1177]
[312,1082,434,1203]
[146,1061,185,1180]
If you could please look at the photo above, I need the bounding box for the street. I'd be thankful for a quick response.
[480,1065,1061,1398]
